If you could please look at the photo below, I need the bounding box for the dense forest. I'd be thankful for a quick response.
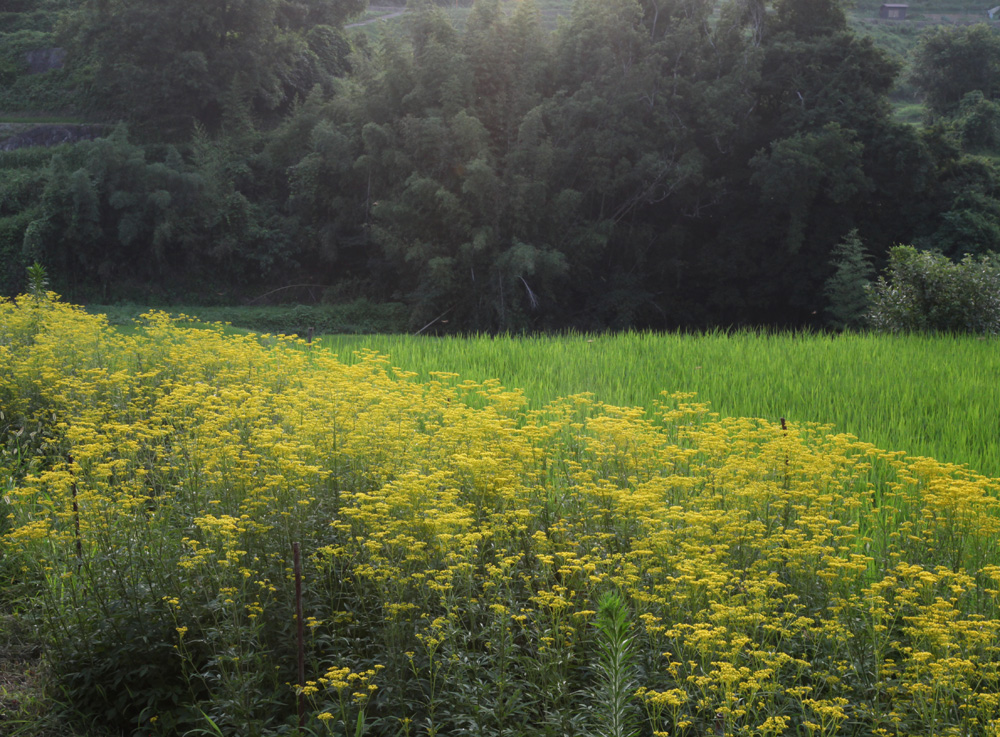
[1,0,999,331]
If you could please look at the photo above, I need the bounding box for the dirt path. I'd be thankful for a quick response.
[345,6,408,27]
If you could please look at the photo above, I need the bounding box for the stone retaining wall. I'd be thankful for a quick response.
[0,123,107,151]
[23,48,66,75]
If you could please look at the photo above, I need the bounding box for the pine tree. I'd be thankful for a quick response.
[824,228,873,330]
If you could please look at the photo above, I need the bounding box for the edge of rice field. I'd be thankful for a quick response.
[319,330,1000,479]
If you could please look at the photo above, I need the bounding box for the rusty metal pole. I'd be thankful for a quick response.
[293,542,306,729]
[68,454,82,572]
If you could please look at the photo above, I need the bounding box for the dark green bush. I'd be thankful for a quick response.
[196,301,412,335]
[867,245,1000,334]
[89,300,411,335]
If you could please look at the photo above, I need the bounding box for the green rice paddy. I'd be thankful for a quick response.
[320,330,1000,478]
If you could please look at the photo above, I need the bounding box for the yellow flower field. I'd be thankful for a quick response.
[3,295,1000,736]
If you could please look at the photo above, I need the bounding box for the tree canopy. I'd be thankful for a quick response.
[2,0,999,331]
[911,24,1000,117]
[61,0,363,135]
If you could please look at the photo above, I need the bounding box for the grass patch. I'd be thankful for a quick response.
[893,100,928,124]
[86,300,410,336]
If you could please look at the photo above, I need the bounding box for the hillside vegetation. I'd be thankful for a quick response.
[0,0,997,331]
[3,4,1000,735]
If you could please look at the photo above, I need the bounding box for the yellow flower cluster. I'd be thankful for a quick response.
[5,296,1000,735]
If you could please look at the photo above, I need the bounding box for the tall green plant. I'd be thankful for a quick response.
[25,261,48,301]
[591,592,639,737]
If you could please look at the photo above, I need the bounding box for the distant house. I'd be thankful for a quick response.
[879,3,908,18]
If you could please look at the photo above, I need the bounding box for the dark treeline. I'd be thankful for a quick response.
[1,0,999,331]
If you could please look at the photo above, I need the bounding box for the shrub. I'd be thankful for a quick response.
[867,244,1000,334]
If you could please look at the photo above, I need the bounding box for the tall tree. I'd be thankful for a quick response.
[63,0,365,135]
[911,24,1000,117]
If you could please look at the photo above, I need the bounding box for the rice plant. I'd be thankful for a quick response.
[323,330,1000,478]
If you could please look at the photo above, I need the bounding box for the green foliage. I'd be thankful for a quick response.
[0,210,34,296]
[756,25,897,137]
[18,126,295,299]
[50,587,194,734]
[0,12,52,34]
[0,66,85,114]
[306,24,354,79]
[935,187,1000,258]
[0,612,104,737]
[278,0,368,29]
[60,0,364,136]
[2,0,999,333]
[751,125,870,254]
[353,0,585,330]
[0,151,47,295]
[0,147,62,169]
[90,300,410,335]
[910,24,1000,117]
[25,262,47,299]
[824,228,874,329]
[868,244,1000,334]
[590,592,640,737]
[954,90,1000,152]
[8,300,1000,737]
[773,0,847,37]
[325,328,1000,477]
[0,3,86,113]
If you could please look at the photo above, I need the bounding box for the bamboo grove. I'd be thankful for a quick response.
[2,0,999,331]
